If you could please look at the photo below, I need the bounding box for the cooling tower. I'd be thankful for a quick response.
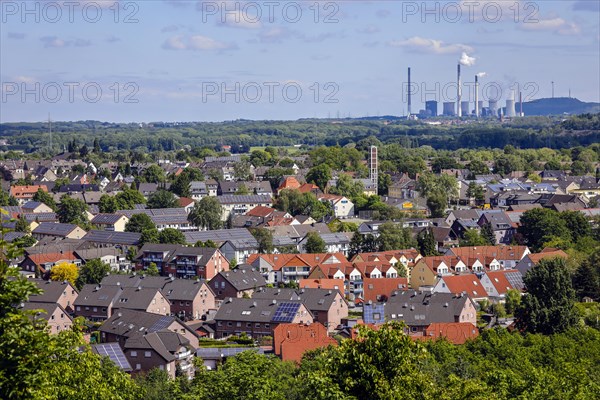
[461,101,470,116]
[506,100,516,117]
[443,102,455,116]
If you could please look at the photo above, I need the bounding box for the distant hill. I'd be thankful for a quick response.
[521,97,600,116]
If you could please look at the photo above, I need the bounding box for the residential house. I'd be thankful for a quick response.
[74,284,123,321]
[298,232,352,256]
[479,270,525,301]
[384,291,477,334]
[99,310,198,378]
[247,253,349,285]
[273,323,338,363]
[118,208,195,232]
[217,195,273,221]
[299,278,345,296]
[318,194,354,218]
[515,249,569,277]
[82,230,141,251]
[433,275,489,302]
[363,277,409,303]
[112,286,171,316]
[20,252,82,276]
[122,330,194,378]
[477,211,515,244]
[28,279,79,313]
[209,265,267,301]
[446,245,530,269]
[411,322,479,344]
[184,229,259,265]
[162,279,216,321]
[135,244,229,280]
[22,201,53,214]
[10,185,48,204]
[91,214,129,232]
[32,222,87,240]
[21,302,73,334]
[213,298,313,339]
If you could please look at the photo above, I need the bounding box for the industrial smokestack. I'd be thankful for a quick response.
[457,64,462,117]
[519,92,524,117]
[475,75,479,118]
[408,67,412,116]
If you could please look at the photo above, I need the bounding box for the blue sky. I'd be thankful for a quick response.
[1,0,599,122]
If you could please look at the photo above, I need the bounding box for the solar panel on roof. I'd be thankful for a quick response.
[505,271,524,290]
[93,343,132,370]
[363,304,385,324]
[150,316,173,332]
[271,302,301,323]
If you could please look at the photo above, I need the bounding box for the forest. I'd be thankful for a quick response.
[0,114,599,156]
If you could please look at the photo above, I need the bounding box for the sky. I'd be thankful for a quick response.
[1,0,599,122]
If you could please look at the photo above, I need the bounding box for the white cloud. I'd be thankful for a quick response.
[162,35,236,51]
[520,18,581,35]
[388,36,473,54]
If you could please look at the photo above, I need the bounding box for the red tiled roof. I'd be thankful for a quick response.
[299,279,345,295]
[439,275,488,299]
[278,177,301,191]
[413,322,479,345]
[363,278,408,303]
[528,250,568,264]
[246,205,277,218]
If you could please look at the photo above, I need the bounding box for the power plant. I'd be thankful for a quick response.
[402,63,526,119]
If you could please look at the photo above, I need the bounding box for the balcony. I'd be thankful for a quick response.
[176,259,196,265]
[142,256,164,262]
[176,350,192,360]
[177,269,197,275]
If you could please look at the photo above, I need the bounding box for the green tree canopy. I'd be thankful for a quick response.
[304,232,326,253]
[76,259,111,290]
[158,228,186,245]
[516,257,577,334]
[147,190,179,209]
[188,197,223,230]
[125,213,157,233]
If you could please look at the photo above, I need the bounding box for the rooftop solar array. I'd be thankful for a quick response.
[505,271,525,291]
[272,302,301,323]
[150,316,173,332]
[184,228,257,246]
[363,304,386,324]
[93,343,132,371]
[83,230,141,245]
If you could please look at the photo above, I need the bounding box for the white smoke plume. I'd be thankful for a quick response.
[476,72,487,78]
[459,52,476,67]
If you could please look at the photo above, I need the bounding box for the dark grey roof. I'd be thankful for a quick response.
[22,212,58,223]
[3,231,28,243]
[28,279,77,303]
[21,302,69,322]
[216,195,272,205]
[91,214,126,225]
[112,286,166,311]
[163,279,210,301]
[83,230,141,246]
[33,222,80,236]
[117,208,186,218]
[135,244,218,266]
[216,266,266,291]
[99,309,192,338]
[384,291,472,326]
[74,284,122,307]
[253,287,342,312]
[196,347,263,360]
[124,332,175,362]
[184,228,258,250]
[214,298,306,323]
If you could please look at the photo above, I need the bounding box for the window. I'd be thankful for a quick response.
[227,322,233,327]
[76,306,81,311]
[131,351,137,357]
[144,351,151,358]
[93,307,97,312]
[136,364,141,370]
